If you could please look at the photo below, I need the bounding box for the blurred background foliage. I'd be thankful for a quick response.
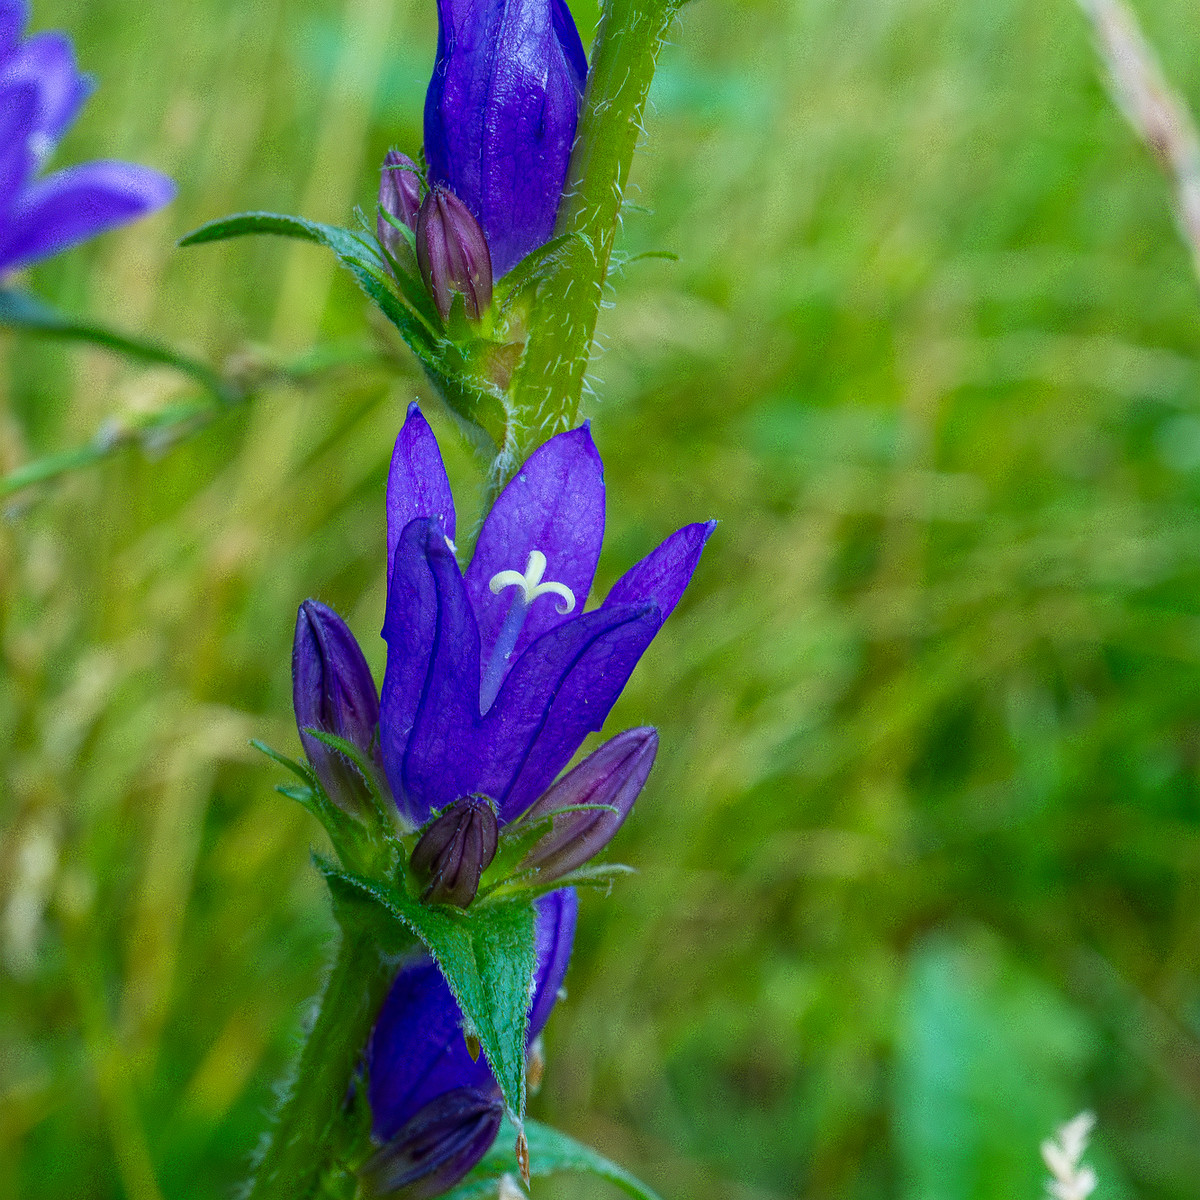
[3,0,1200,1197]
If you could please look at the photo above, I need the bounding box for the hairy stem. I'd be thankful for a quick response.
[245,920,404,1200]
[504,0,684,472]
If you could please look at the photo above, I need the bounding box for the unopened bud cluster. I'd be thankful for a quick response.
[377,157,493,324]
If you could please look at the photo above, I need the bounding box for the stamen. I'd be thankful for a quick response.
[488,550,576,615]
[479,550,577,713]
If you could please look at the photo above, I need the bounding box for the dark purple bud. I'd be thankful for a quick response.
[415,185,493,322]
[292,599,382,813]
[411,795,499,907]
[519,728,657,881]
[424,0,587,278]
[361,1087,503,1200]
[377,150,422,260]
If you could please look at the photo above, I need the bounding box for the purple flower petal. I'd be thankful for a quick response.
[293,599,382,813]
[425,0,584,277]
[0,80,38,207]
[368,891,576,1140]
[362,1087,503,1200]
[369,956,487,1142]
[477,602,662,822]
[381,517,481,823]
[604,520,717,620]
[387,404,457,588]
[0,159,174,274]
[0,30,92,148]
[528,887,577,1037]
[466,425,605,692]
[0,2,27,61]
[550,0,587,90]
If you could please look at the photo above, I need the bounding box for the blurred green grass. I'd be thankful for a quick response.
[4,0,1200,1197]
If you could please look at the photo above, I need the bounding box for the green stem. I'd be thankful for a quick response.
[1,341,387,501]
[505,0,683,470]
[245,920,403,1200]
[0,287,238,404]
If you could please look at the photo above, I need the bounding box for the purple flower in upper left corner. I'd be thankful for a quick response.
[0,1,174,277]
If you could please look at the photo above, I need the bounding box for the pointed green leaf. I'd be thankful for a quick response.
[301,727,395,833]
[180,211,511,449]
[250,737,315,786]
[442,1118,664,1200]
[316,863,537,1128]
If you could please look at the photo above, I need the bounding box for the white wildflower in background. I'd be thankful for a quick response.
[1042,1111,1098,1200]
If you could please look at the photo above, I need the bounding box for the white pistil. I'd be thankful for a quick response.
[488,550,576,615]
[479,550,576,713]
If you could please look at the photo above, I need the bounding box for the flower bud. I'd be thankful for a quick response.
[424,0,587,277]
[377,150,422,261]
[292,599,382,813]
[411,795,498,907]
[519,728,657,881]
[415,185,493,322]
[362,1087,503,1200]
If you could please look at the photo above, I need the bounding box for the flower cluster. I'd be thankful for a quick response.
[375,0,587,320]
[0,1,174,277]
[292,405,711,1194]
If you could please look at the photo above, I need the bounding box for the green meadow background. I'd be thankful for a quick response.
[5,0,1200,1196]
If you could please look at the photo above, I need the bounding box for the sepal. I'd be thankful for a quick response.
[438,1117,664,1200]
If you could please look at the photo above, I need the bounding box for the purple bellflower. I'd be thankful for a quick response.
[0,2,174,277]
[365,889,577,1197]
[423,0,588,278]
[381,402,713,833]
[290,407,710,1191]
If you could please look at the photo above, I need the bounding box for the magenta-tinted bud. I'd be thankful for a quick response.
[415,185,493,322]
[292,599,382,812]
[519,728,658,881]
[410,796,499,907]
[361,1087,503,1200]
[377,150,422,260]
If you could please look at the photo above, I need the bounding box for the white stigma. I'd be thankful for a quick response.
[488,550,576,615]
[27,133,52,166]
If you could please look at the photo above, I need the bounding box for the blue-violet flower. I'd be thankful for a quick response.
[366,889,577,1194]
[381,402,713,831]
[0,1,175,276]
[423,0,587,278]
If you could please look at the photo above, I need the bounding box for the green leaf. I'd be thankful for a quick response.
[442,1118,664,1200]
[180,211,511,449]
[251,738,366,854]
[0,287,237,403]
[316,862,537,1128]
[489,862,636,904]
[182,212,433,350]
